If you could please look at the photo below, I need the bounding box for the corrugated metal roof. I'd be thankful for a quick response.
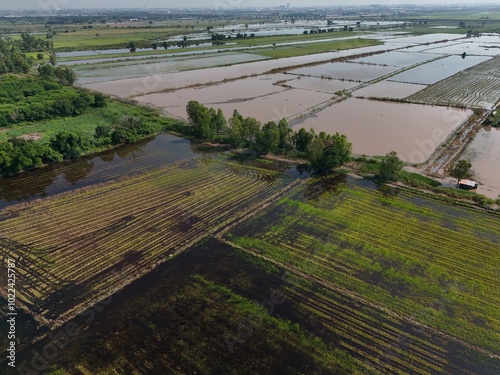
[459,179,477,187]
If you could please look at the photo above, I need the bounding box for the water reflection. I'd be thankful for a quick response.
[0,133,202,210]
[63,160,95,186]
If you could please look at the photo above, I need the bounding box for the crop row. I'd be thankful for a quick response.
[406,56,500,109]
[226,181,500,353]
[282,276,449,375]
[0,159,295,324]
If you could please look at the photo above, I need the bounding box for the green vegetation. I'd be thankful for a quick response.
[253,38,383,59]
[0,76,171,176]
[227,176,500,353]
[186,102,352,174]
[450,159,473,187]
[377,151,405,181]
[484,109,500,128]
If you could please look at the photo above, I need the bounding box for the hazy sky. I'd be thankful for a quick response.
[1,0,498,10]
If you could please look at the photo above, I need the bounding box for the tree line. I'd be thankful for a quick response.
[0,113,162,176]
[186,101,352,174]
[0,34,55,74]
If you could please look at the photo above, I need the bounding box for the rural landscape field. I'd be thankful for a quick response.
[1,2,500,375]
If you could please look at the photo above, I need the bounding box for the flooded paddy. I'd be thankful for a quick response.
[379,33,463,45]
[138,86,332,124]
[389,55,491,85]
[282,75,360,93]
[406,55,500,109]
[419,40,500,56]
[460,127,500,199]
[133,74,290,110]
[352,51,436,67]
[291,98,472,162]
[82,44,390,96]
[289,62,399,82]
[354,80,426,99]
[74,52,270,85]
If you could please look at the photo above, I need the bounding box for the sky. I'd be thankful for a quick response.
[0,0,498,10]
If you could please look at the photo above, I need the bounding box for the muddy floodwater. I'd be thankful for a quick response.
[83,44,388,96]
[289,62,399,82]
[461,128,500,199]
[389,55,491,85]
[291,98,472,162]
[74,52,270,85]
[354,80,426,99]
[351,51,435,67]
[138,85,332,123]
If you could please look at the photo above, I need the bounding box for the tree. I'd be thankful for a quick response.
[241,117,261,146]
[93,93,107,108]
[38,63,55,79]
[128,41,137,52]
[450,159,472,187]
[227,110,245,148]
[312,133,352,174]
[293,128,314,152]
[256,121,280,153]
[54,66,77,86]
[186,101,214,140]
[306,137,324,165]
[277,118,292,151]
[378,151,404,181]
[210,108,227,135]
[49,132,90,160]
[49,53,57,66]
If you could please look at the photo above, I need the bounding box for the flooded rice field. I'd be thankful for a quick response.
[74,52,270,85]
[79,31,498,190]
[461,128,500,199]
[378,33,463,45]
[281,75,361,93]
[389,55,491,84]
[288,61,399,82]
[290,98,472,162]
[138,85,332,124]
[351,51,436,67]
[419,41,500,56]
[354,80,426,99]
[133,74,291,111]
[82,44,389,96]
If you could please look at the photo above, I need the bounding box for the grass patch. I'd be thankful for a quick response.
[399,170,441,188]
[0,100,172,144]
[253,38,383,59]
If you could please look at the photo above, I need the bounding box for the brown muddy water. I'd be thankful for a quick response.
[290,98,472,162]
[389,55,492,85]
[82,44,389,96]
[135,82,333,123]
[354,80,426,99]
[289,61,399,82]
[460,127,500,199]
[282,75,361,93]
[351,51,436,67]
